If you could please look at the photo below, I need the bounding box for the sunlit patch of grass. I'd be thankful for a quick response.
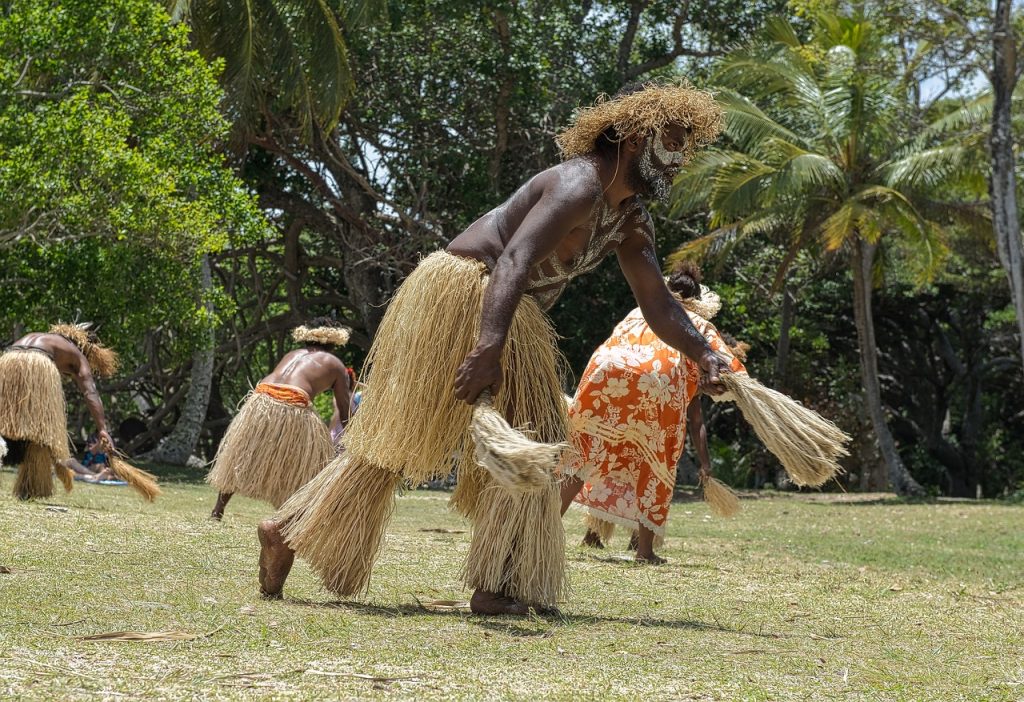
[0,473,1020,700]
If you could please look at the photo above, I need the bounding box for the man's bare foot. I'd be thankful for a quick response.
[581,530,604,549]
[627,531,639,551]
[470,590,531,615]
[209,509,223,521]
[635,551,667,565]
[257,519,294,599]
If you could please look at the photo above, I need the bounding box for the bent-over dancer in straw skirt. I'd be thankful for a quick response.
[0,323,119,500]
[560,262,748,563]
[208,318,353,519]
[257,81,735,615]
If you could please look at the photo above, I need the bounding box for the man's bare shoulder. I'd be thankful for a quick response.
[530,158,604,208]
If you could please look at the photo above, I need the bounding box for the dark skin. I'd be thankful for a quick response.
[211,346,350,521]
[11,333,112,448]
[449,123,727,406]
[260,124,730,611]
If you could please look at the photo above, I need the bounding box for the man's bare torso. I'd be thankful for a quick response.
[262,349,344,398]
[447,159,650,304]
[11,333,85,376]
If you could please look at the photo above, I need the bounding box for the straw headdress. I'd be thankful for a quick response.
[292,324,351,347]
[556,81,723,160]
[680,285,722,320]
[50,322,119,378]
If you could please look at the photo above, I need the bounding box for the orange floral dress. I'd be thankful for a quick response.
[567,307,745,535]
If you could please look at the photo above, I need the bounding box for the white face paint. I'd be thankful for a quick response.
[650,131,685,169]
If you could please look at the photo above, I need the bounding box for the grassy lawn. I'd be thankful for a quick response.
[0,469,1021,701]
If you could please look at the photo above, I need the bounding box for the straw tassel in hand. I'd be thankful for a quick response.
[102,438,162,502]
[470,390,567,493]
[713,372,850,488]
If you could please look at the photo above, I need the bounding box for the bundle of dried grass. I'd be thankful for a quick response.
[279,455,401,596]
[55,461,74,492]
[471,391,567,494]
[13,443,54,500]
[107,452,161,502]
[701,473,740,517]
[716,373,849,487]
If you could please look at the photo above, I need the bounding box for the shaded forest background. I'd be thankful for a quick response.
[2,0,1022,498]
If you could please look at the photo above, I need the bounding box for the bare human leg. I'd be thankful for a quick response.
[634,525,666,564]
[257,518,294,599]
[210,491,233,520]
[559,475,584,516]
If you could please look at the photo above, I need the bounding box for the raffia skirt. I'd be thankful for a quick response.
[208,385,334,509]
[0,350,71,499]
[278,251,570,606]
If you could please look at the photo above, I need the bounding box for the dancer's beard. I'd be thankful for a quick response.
[626,139,676,202]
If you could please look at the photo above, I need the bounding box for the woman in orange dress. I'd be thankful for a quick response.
[560,262,746,563]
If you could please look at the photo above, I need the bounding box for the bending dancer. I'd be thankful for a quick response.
[258,82,731,615]
[0,324,117,500]
[560,262,748,563]
[207,319,352,519]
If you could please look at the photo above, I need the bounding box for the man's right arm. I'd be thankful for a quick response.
[454,177,595,403]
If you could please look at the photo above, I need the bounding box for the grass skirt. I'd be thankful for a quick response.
[0,350,70,461]
[208,390,333,508]
[279,251,570,606]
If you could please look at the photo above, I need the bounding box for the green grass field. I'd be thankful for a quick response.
[1,469,1021,701]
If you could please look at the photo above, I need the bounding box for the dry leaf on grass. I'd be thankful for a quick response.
[414,598,471,612]
[417,528,466,534]
[305,670,422,683]
[78,624,224,642]
[0,565,11,574]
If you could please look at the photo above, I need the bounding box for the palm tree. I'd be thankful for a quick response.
[166,0,386,137]
[670,14,983,495]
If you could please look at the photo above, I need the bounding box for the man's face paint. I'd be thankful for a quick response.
[628,130,686,202]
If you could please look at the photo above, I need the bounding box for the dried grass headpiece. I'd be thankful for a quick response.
[292,325,351,347]
[556,81,723,160]
[50,322,119,378]
[673,284,722,320]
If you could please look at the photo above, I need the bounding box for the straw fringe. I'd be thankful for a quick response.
[13,443,54,500]
[0,351,70,460]
[701,474,740,517]
[209,392,333,508]
[715,373,849,487]
[584,512,616,543]
[462,475,566,607]
[279,455,400,596]
[345,251,569,486]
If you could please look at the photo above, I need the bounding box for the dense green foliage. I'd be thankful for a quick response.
[0,0,267,360]
[0,0,1021,495]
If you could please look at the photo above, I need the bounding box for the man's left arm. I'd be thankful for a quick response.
[72,364,113,448]
[615,226,728,391]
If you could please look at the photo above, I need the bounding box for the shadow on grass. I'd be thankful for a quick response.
[131,459,208,485]
[283,598,783,638]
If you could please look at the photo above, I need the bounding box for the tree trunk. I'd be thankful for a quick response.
[990,0,1024,374]
[143,256,215,465]
[851,239,925,496]
[774,283,794,390]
